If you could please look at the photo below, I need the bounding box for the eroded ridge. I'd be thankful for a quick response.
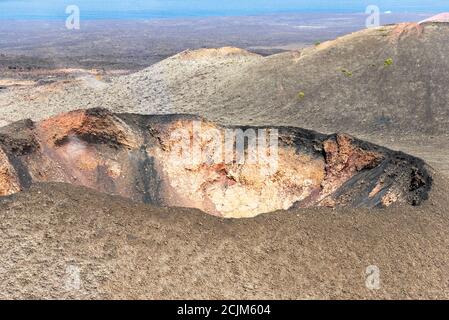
[0,108,432,218]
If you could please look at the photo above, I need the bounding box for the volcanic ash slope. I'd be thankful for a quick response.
[101,22,449,138]
[2,23,449,141]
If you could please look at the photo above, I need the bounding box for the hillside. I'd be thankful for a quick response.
[106,22,449,137]
[2,20,449,300]
[2,23,449,140]
[1,174,449,299]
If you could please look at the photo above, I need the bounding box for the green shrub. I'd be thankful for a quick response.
[384,58,393,66]
[340,68,353,77]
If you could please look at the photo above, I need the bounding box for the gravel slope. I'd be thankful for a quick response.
[2,22,449,300]
[1,171,449,299]
[3,23,449,139]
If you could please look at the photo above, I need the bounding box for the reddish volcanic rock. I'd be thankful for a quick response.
[420,13,449,24]
[0,148,21,196]
[389,23,424,42]
[320,134,383,201]
[0,108,432,217]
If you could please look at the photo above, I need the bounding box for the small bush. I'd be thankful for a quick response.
[340,68,353,77]
[384,58,393,66]
[377,28,389,36]
[297,91,305,100]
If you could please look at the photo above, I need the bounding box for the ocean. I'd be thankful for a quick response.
[0,0,448,20]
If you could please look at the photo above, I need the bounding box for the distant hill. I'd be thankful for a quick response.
[98,22,449,138]
[2,21,449,140]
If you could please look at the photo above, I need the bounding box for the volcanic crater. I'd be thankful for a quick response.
[0,108,431,218]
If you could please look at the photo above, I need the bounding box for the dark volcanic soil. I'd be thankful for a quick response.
[1,16,449,300]
[0,13,428,72]
[1,173,449,299]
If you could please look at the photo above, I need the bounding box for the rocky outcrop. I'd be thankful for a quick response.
[0,148,21,196]
[0,108,432,217]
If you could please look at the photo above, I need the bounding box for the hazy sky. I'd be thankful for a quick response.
[0,0,448,19]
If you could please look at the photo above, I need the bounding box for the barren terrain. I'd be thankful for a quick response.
[1,14,449,299]
[1,176,449,299]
